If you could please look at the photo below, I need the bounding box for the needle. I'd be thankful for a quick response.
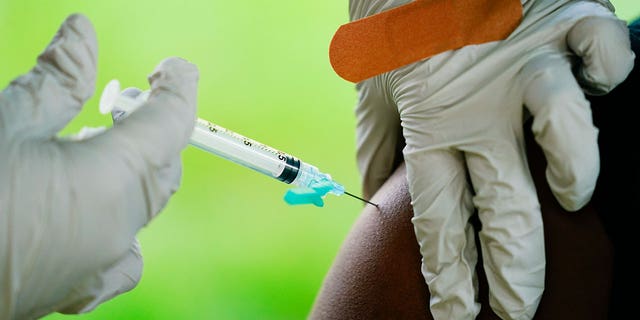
[344,191,379,208]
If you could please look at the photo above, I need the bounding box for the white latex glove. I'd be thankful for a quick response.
[351,0,634,319]
[0,13,198,319]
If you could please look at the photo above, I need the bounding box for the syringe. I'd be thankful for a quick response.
[99,80,377,207]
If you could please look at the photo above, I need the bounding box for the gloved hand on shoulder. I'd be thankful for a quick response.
[338,0,635,319]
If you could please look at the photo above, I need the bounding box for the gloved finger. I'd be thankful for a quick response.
[463,138,545,318]
[106,57,197,169]
[355,79,405,199]
[0,13,97,139]
[403,148,479,318]
[522,53,599,211]
[57,239,143,314]
[567,16,635,95]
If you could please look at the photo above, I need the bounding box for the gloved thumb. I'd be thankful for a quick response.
[0,13,97,139]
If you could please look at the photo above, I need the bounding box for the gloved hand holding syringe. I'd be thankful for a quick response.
[99,79,377,208]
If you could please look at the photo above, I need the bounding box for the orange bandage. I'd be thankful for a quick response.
[329,0,523,83]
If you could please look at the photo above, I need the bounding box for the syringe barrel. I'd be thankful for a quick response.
[191,119,301,183]
[108,89,344,195]
[190,119,344,195]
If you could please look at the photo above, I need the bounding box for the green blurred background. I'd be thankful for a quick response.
[0,1,638,319]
